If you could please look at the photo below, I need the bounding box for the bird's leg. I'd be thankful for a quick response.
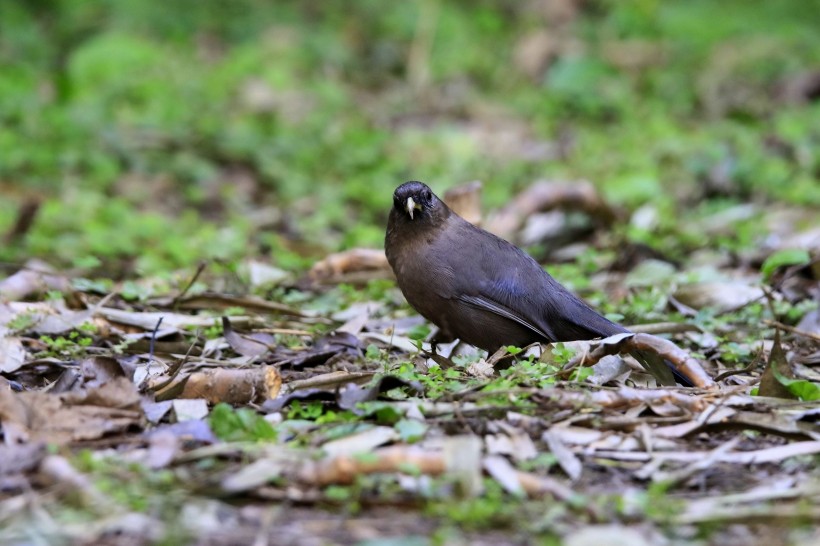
[428,327,456,354]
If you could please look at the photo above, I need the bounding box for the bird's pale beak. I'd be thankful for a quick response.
[406,196,418,220]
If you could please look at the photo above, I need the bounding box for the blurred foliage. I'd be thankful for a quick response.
[0,0,819,274]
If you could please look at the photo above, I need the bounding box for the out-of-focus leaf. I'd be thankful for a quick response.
[221,457,287,493]
[483,455,525,497]
[172,399,209,422]
[209,403,277,442]
[761,248,811,281]
[674,282,764,312]
[443,435,483,498]
[0,331,26,373]
[773,373,820,401]
[395,419,427,443]
[244,260,290,288]
[321,426,398,456]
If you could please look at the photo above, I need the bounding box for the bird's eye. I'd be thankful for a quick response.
[424,189,432,201]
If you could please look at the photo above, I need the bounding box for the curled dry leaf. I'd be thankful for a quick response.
[564,333,716,389]
[486,179,619,240]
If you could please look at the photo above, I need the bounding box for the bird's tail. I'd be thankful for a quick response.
[631,349,694,387]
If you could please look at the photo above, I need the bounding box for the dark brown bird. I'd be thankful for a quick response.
[385,181,686,386]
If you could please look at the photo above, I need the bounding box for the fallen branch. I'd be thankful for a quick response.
[179,366,282,405]
[590,440,820,464]
[298,446,446,486]
[535,386,708,413]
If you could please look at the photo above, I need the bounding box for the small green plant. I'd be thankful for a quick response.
[208,403,277,442]
[365,343,382,360]
[408,323,432,342]
[761,249,811,282]
[36,331,94,358]
[427,479,520,530]
[5,312,38,332]
[773,371,820,402]
[549,343,576,365]
[286,400,326,421]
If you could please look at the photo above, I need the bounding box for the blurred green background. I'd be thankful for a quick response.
[1,0,819,276]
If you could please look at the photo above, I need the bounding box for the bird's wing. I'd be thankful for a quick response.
[456,294,552,339]
[442,220,624,342]
[456,266,627,343]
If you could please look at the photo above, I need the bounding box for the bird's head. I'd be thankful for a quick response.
[392,181,444,222]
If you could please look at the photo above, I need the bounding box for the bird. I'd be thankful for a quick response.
[384,180,689,386]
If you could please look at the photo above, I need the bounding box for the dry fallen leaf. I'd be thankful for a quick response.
[0,381,142,445]
[673,281,764,313]
[0,329,26,374]
[758,330,798,399]
[543,430,583,481]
